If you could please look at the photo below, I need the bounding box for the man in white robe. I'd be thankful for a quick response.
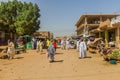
[76,39,80,51]
[79,38,87,58]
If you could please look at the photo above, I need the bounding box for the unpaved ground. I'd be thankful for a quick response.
[0,48,120,80]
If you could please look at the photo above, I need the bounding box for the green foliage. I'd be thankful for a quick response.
[0,0,40,35]
[110,49,120,59]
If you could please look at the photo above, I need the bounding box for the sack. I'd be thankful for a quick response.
[46,52,49,59]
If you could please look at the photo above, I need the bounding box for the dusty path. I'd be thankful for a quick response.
[0,48,120,80]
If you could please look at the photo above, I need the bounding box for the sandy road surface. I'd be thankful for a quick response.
[0,48,120,80]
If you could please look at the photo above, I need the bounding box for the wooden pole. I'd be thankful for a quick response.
[105,29,108,48]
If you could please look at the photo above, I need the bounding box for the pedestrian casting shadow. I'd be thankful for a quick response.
[14,57,24,59]
[53,60,64,63]
[55,53,63,55]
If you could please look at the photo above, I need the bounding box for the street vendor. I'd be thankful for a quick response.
[7,39,15,59]
[102,46,120,62]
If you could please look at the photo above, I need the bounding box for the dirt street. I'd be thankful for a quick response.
[0,48,120,80]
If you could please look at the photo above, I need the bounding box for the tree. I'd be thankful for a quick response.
[0,0,40,38]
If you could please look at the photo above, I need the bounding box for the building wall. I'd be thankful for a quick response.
[33,31,54,39]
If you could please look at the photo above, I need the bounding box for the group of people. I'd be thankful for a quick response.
[45,39,57,62]
[5,38,57,62]
[36,39,44,53]
[5,37,88,61]
[60,38,87,59]
[36,39,57,62]
[60,39,67,50]
[60,39,71,50]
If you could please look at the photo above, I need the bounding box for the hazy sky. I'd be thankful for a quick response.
[1,0,120,37]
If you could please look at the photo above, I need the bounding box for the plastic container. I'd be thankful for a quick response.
[110,59,117,64]
[26,43,32,49]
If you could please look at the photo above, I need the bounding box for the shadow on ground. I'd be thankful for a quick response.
[85,56,92,58]
[53,60,64,63]
[41,52,46,54]
[14,57,24,59]
[55,53,63,55]
[78,56,92,59]
[41,52,64,55]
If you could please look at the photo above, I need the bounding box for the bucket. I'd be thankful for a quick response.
[110,60,117,64]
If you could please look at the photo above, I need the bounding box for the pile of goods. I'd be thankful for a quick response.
[103,48,120,64]
[109,49,120,64]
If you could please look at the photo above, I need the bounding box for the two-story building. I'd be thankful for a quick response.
[75,14,120,47]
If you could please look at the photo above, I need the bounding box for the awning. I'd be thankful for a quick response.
[93,38,102,44]
[71,36,81,39]
[99,19,111,29]
[89,28,102,33]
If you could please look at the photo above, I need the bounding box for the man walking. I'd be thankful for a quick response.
[47,43,56,62]
[79,38,87,59]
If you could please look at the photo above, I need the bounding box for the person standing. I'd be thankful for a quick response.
[7,39,15,60]
[36,40,43,54]
[66,39,70,50]
[61,39,65,50]
[53,39,57,51]
[47,43,56,62]
[76,39,80,51]
[32,38,35,49]
[36,39,40,52]
[39,40,43,53]
[79,38,87,59]
[46,39,50,49]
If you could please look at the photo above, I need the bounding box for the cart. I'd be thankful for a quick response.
[17,35,32,50]
[88,38,102,54]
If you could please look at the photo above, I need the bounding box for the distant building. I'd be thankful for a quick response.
[55,37,62,40]
[55,36,67,40]
[33,31,53,39]
[50,32,54,39]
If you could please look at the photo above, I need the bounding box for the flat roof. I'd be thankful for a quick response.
[75,14,120,26]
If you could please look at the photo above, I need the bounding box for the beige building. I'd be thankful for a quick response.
[50,32,54,39]
[75,14,120,47]
[33,31,53,39]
